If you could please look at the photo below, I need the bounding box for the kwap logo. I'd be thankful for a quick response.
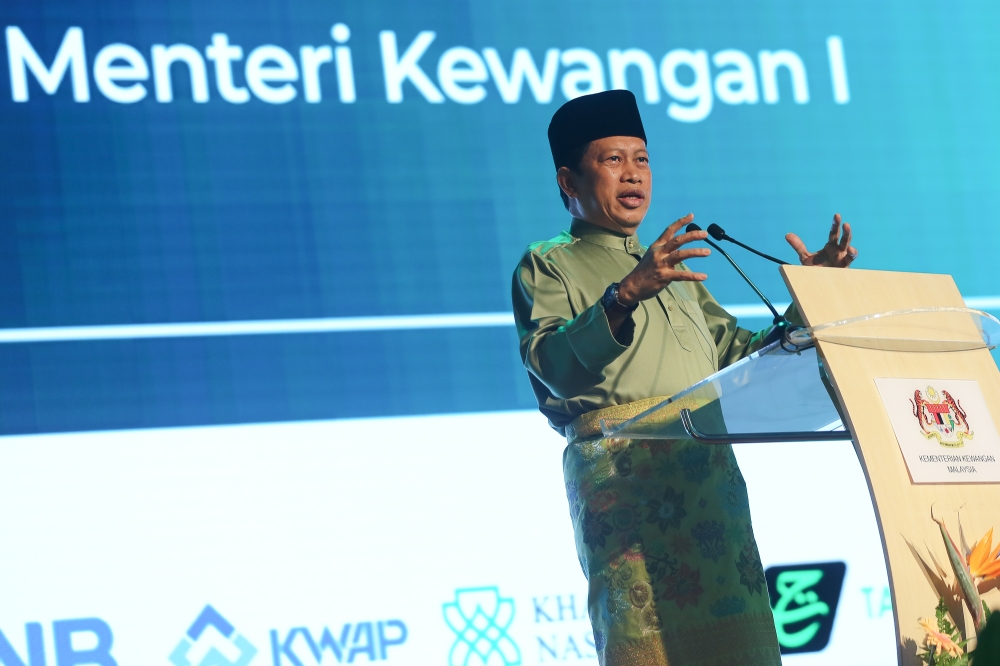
[443,587,521,666]
[765,562,846,655]
[170,603,409,665]
[170,605,258,666]
[270,620,408,664]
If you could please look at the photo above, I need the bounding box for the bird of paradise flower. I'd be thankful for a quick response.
[915,510,999,664]
[929,510,1000,633]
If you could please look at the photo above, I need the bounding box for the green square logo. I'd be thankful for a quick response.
[765,561,846,654]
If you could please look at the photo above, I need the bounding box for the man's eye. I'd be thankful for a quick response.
[608,156,621,163]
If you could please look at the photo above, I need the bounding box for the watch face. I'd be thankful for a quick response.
[601,284,617,309]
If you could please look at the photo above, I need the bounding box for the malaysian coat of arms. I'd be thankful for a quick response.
[911,386,974,448]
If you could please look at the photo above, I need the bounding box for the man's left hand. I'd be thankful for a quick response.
[785,213,857,268]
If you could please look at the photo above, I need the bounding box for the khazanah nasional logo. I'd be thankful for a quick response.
[170,605,258,666]
[911,385,974,448]
[443,587,521,666]
[765,562,846,655]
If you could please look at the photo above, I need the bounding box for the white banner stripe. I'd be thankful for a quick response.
[964,296,1000,310]
[723,302,790,318]
[0,313,516,343]
[0,296,996,343]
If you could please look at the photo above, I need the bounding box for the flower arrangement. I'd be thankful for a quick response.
[917,513,999,665]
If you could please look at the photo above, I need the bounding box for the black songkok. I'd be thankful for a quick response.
[547,90,647,170]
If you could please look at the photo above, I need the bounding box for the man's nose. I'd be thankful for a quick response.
[623,168,642,183]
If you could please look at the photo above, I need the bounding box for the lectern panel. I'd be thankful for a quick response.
[783,266,1000,665]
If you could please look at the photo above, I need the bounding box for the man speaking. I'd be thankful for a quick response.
[511,90,857,665]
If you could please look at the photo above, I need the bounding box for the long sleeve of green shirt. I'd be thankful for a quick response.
[512,218,792,434]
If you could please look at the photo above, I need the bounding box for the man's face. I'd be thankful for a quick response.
[558,136,651,235]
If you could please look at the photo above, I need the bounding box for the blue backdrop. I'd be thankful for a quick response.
[1,1,998,434]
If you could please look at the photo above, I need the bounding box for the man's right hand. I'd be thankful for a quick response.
[617,213,711,305]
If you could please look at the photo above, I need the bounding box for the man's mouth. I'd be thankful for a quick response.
[617,189,645,208]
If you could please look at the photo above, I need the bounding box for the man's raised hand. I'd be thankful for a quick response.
[785,213,858,269]
[617,213,711,305]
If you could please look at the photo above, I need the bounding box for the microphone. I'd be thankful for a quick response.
[686,223,791,337]
[706,223,788,266]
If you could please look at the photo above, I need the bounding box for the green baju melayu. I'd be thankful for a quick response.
[512,218,783,666]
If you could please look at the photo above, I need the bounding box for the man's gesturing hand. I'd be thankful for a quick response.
[785,213,858,268]
[617,213,711,305]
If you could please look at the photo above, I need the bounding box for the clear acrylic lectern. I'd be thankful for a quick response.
[601,307,1000,445]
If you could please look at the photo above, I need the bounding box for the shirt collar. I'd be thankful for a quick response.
[570,218,644,253]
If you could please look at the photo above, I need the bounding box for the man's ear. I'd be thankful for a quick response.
[556,166,578,201]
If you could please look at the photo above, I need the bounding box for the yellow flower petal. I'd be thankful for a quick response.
[968,528,994,570]
[967,527,1000,581]
[978,559,1000,581]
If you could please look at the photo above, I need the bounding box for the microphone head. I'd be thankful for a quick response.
[706,223,726,241]
[685,222,703,233]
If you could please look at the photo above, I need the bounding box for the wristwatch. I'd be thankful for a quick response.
[601,282,639,315]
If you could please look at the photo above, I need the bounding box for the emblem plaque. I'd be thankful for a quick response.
[874,378,1000,483]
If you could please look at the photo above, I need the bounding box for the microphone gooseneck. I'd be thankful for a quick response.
[686,222,782,324]
[706,223,788,266]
